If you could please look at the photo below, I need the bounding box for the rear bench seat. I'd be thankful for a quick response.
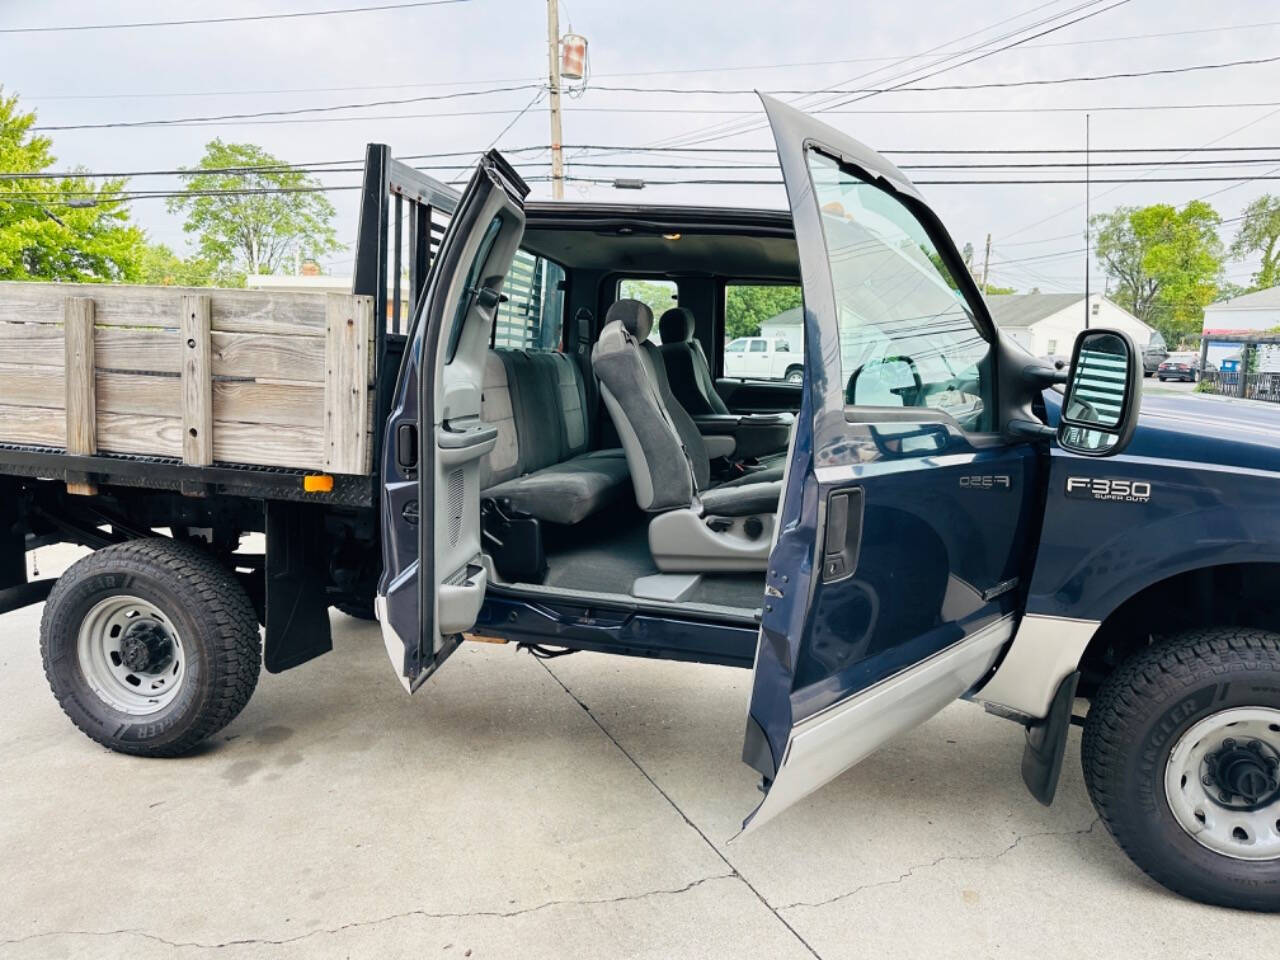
[479,348,630,526]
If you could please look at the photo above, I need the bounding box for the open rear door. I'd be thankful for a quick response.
[377,153,528,690]
[741,97,1042,831]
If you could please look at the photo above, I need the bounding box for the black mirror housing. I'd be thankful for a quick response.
[1057,328,1142,457]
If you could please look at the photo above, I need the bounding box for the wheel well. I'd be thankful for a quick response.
[1077,562,1280,698]
[784,363,803,374]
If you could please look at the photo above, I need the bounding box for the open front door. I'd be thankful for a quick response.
[377,153,528,691]
[741,98,1043,831]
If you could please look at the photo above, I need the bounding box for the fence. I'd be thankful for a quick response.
[1198,370,1280,403]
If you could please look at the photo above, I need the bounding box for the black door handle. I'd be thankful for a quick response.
[822,488,864,583]
[396,423,418,470]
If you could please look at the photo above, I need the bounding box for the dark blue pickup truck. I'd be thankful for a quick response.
[3,96,1278,912]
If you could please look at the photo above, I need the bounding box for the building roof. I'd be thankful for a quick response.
[1204,286,1280,312]
[983,293,1084,328]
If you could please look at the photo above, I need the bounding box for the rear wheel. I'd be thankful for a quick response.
[1081,628,1280,910]
[41,538,261,757]
[784,366,804,385]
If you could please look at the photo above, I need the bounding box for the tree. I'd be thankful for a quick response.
[617,279,678,329]
[0,90,144,282]
[167,139,340,276]
[725,284,803,340]
[138,242,230,287]
[1091,202,1224,345]
[1229,194,1280,291]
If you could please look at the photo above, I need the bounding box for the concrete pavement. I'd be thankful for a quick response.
[2,544,1275,959]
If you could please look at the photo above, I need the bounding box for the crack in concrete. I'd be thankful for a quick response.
[537,660,824,960]
[0,874,737,952]
[777,818,1103,911]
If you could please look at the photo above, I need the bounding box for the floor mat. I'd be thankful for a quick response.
[541,515,763,611]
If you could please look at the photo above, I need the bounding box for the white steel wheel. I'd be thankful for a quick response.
[1164,707,1280,861]
[76,595,186,716]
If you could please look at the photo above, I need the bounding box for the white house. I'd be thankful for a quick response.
[1201,286,1280,373]
[984,293,1156,359]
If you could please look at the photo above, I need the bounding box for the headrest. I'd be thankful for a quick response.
[658,307,695,344]
[605,299,653,341]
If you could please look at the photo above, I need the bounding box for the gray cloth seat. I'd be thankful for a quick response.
[657,307,731,416]
[591,299,781,516]
[479,347,630,525]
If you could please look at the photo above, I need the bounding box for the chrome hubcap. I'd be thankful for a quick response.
[76,596,185,716]
[1164,707,1280,861]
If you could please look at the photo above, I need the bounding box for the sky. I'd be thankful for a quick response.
[3,0,1279,293]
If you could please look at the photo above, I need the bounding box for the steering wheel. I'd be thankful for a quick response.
[846,354,924,407]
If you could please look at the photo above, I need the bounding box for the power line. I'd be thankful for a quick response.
[586,52,1280,99]
[0,0,469,34]
[15,153,1280,183]
[30,84,544,131]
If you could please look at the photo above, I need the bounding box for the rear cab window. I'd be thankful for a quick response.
[493,248,567,350]
[721,282,804,380]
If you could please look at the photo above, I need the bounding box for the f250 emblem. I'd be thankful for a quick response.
[1065,477,1151,503]
[959,475,1011,490]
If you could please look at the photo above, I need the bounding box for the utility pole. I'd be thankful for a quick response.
[981,233,991,294]
[1084,112,1091,329]
[546,0,564,200]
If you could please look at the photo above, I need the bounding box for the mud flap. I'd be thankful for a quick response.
[1021,670,1080,805]
[264,501,333,673]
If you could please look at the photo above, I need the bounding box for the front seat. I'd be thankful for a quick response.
[657,307,731,416]
[592,300,785,572]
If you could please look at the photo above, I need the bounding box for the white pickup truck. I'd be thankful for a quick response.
[723,335,805,383]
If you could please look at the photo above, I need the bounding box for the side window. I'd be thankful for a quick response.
[492,248,566,350]
[722,282,804,380]
[806,151,991,432]
[617,277,677,344]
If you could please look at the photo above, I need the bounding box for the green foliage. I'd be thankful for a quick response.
[0,90,145,282]
[1229,194,1280,291]
[167,139,340,276]
[983,284,1016,296]
[138,242,241,287]
[724,284,803,340]
[1091,201,1224,345]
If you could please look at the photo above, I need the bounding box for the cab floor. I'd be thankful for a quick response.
[542,512,764,612]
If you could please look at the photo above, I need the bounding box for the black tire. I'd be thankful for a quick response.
[1081,628,1280,910]
[784,366,804,385]
[40,538,261,757]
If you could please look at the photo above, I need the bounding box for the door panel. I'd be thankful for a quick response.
[741,96,1040,832]
[715,377,802,414]
[377,153,528,691]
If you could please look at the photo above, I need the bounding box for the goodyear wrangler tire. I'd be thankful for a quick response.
[1081,628,1280,910]
[40,538,261,757]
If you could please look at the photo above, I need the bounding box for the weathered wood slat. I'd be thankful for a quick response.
[323,294,374,474]
[64,298,97,495]
[97,412,324,467]
[0,369,329,428]
[181,294,213,466]
[0,365,62,408]
[0,281,328,336]
[0,404,64,447]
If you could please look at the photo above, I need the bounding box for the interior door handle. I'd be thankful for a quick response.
[822,488,864,583]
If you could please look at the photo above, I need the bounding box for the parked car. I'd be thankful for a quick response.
[723,335,804,383]
[1142,330,1168,376]
[1157,352,1200,382]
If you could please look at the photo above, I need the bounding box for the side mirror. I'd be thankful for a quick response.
[1057,328,1142,457]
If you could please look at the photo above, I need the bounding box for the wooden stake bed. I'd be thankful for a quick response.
[0,282,377,485]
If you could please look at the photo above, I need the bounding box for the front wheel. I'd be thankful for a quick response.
[41,538,262,757]
[784,367,804,385]
[1081,628,1280,910]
